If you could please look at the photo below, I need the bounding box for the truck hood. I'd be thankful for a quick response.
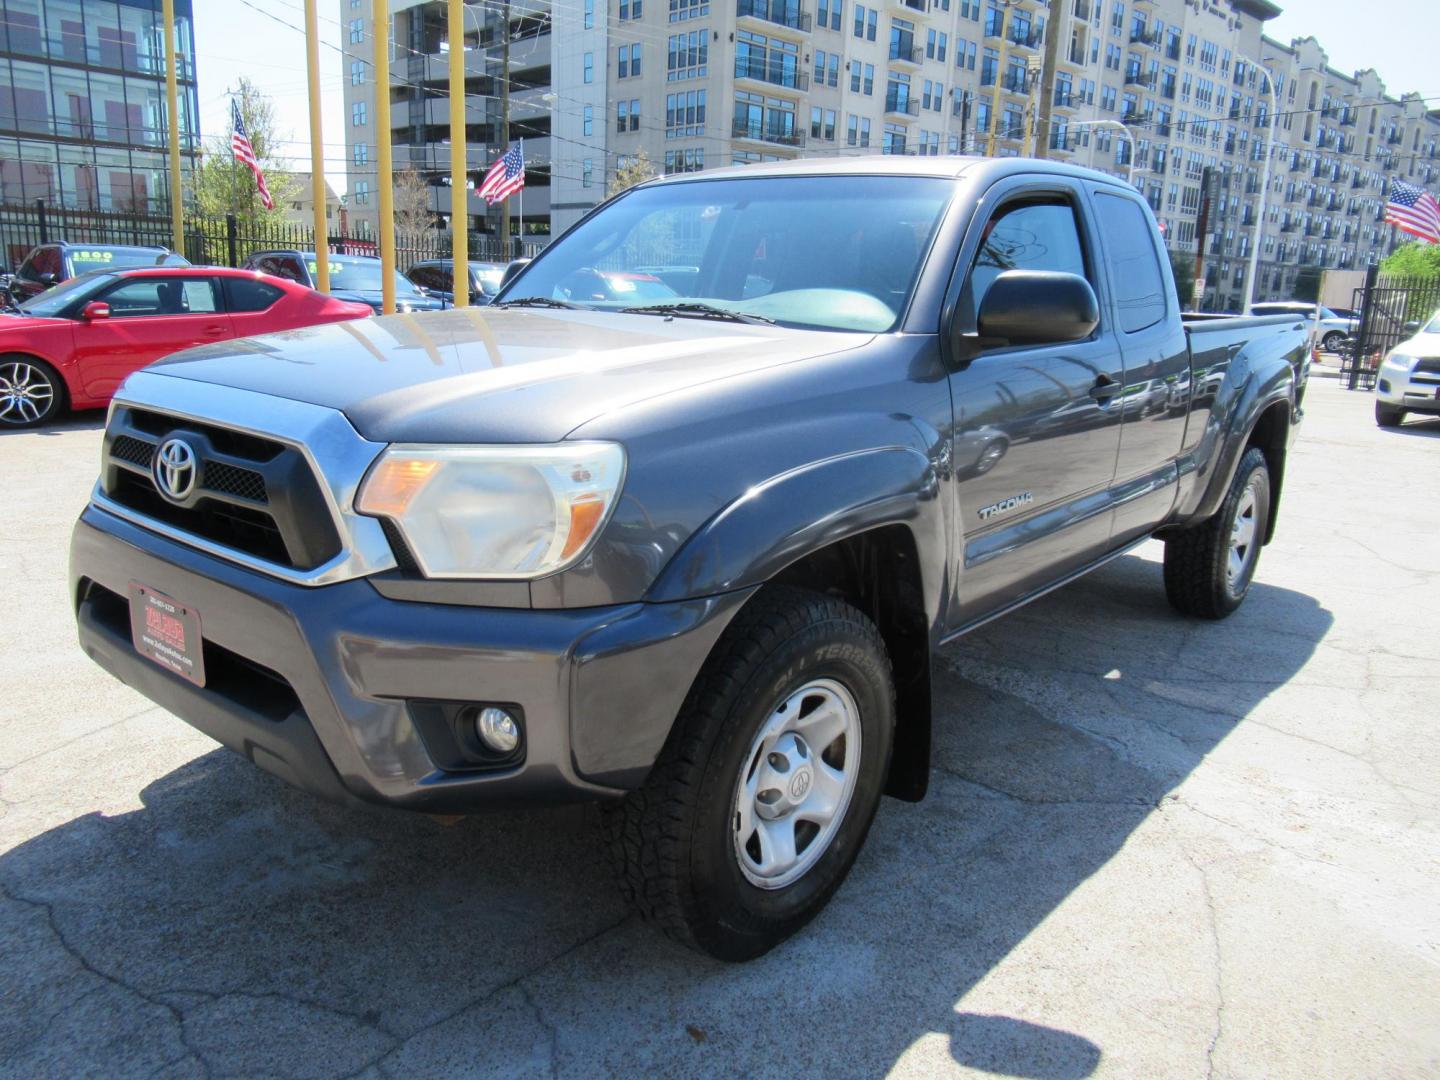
[145,307,871,443]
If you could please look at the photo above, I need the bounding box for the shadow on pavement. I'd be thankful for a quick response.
[1388,415,1440,439]
[0,413,104,438]
[0,553,1332,1077]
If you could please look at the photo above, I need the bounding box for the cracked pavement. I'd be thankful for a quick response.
[2,375,1438,1078]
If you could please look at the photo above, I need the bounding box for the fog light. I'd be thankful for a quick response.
[475,706,520,754]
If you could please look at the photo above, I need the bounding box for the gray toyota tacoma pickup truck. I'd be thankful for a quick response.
[71,158,1308,960]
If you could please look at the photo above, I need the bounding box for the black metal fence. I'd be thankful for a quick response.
[1345,272,1440,390]
[0,201,545,274]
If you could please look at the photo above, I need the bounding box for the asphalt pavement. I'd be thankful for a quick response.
[1,374,1437,1079]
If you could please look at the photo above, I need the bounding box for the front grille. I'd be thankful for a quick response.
[101,405,341,571]
[1415,358,1440,375]
[203,461,268,503]
[111,434,154,468]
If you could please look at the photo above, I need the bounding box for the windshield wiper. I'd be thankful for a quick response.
[492,296,578,310]
[620,302,774,325]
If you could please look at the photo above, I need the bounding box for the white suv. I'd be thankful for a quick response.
[1375,310,1440,428]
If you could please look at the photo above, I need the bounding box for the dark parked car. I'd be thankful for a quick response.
[71,157,1308,961]
[241,250,446,314]
[405,259,508,305]
[5,243,189,305]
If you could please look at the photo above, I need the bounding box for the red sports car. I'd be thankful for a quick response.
[0,266,372,427]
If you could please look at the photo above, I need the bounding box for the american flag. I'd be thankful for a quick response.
[230,98,274,211]
[478,142,525,204]
[1384,178,1440,245]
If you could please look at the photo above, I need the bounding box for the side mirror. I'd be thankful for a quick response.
[499,258,531,291]
[974,270,1099,348]
[1402,320,1420,336]
[80,301,111,320]
[38,272,57,285]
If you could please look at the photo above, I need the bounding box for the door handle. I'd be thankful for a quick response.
[200,325,228,336]
[1088,374,1119,402]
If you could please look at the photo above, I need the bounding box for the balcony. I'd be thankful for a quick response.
[1049,132,1078,152]
[1125,70,1155,89]
[1165,40,1181,60]
[1074,0,1092,18]
[734,55,809,91]
[737,0,812,32]
[884,94,921,118]
[890,0,926,10]
[731,117,805,147]
[1121,110,1143,125]
[888,43,923,65]
[1129,27,1160,46]
[1053,90,1077,108]
[1009,29,1043,50]
[1063,42,1086,67]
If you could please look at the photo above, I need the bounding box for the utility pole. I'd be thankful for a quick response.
[305,0,329,293]
[448,0,467,306]
[1193,165,1215,311]
[985,2,1013,157]
[1033,0,1063,160]
[497,0,510,255]
[162,0,183,253]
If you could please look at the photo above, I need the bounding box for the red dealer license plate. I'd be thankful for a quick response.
[128,582,206,687]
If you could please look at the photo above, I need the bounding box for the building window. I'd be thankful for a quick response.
[349,18,363,43]
[620,0,643,16]
[582,160,594,187]
[350,60,365,85]
[669,0,706,19]
[617,100,629,132]
[667,31,708,80]
[583,51,593,83]
[354,180,369,205]
[818,0,842,31]
[584,0,594,28]
[353,142,368,165]
[664,148,705,174]
[352,101,366,126]
[666,90,707,136]
[583,105,593,136]
[853,5,877,40]
[849,61,874,95]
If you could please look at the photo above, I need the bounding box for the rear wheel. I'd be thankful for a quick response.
[0,356,63,428]
[1375,402,1405,428]
[1321,330,1345,353]
[603,586,894,961]
[1163,447,1271,619]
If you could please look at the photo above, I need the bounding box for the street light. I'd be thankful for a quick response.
[1240,59,1278,313]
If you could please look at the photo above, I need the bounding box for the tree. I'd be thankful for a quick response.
[1380,241,1440,279]
[393,167,435,245]
[191,78,298,231]
[608,149,657,196]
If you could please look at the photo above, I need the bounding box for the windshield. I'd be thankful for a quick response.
[1424,311,1440,334]
[307,256,419,294]
[472,264,506,296]
[15,272,116,317]
[501,174,955,332]
[68,247,173,275]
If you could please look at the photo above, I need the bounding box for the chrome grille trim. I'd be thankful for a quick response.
[96,371,397,587]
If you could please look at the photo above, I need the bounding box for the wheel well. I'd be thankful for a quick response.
[1245,400,1289,544]
[769,525,931,802]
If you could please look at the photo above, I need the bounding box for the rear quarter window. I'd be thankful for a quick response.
[225,277,285,313]
[1092,193,1167,333]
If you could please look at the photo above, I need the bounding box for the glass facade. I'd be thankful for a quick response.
[0,0,198,212]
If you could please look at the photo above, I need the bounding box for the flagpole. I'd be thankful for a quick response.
[305,0,329,293]
[373,0,396,315]
[516,137,523,249]
[162,0,183,254]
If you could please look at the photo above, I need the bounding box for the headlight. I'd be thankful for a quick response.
[1382,353,1415,371]
[356,443,625,579]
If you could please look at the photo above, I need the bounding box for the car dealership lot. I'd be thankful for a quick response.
[2,376,1437,1079]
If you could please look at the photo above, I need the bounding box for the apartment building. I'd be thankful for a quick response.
[340,0,573,240]
[343,0,1440,307]
[0,0,201,214]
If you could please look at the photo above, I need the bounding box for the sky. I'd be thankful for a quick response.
[1262,0,1440,100]
[192,0,1440,199]
[193,0,347,191]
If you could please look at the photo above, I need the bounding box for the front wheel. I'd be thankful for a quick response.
[1375,402,1405,428]
[1163,446,1271,619]
[604,586,894,961]
[0,356,64,428]
[1322,330,1345,353]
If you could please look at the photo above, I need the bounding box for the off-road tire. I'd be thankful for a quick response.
[602,586,895,961]
[1163,446,1271,619]
[1375,402,1405,428]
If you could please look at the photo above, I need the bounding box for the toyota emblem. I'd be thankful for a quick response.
[153,437,198,502]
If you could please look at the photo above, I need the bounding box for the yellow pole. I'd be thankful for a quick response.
[374,0,396,314]
[162,0,183,253]
[305,0,329,293]
[447,0,468,308]
[986,2,1013,157]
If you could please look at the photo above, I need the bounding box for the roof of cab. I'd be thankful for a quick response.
[640,154,1139,192]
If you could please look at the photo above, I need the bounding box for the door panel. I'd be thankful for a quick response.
[946,190,1124,629]
[73,276,232,397]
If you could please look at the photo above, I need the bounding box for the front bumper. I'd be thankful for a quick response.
[1377,361,1440,414]
[71,506,751,812]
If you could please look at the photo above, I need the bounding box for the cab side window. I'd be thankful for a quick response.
[225,277,284,313]
[409,265,444,292]
[100,277,218,317]
[1092,193,1167,333]
[962,199,1090,328]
